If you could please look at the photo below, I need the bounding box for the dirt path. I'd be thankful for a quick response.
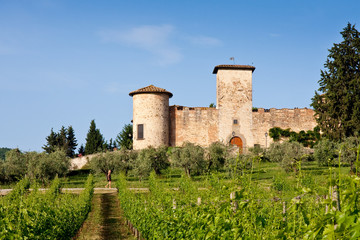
[76,192,136,240]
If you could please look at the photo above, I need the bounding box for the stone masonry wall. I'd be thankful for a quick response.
[252,108,317,148]
[169,106,219,147]
[133,93,170,150]
[217,68,254,148]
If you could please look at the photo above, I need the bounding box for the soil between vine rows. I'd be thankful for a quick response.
[76,192,135,240]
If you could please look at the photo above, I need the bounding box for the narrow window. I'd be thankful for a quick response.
[137,124,144,139]
[233,119,238,125]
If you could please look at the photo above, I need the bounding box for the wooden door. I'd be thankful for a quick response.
[230,137,243,152]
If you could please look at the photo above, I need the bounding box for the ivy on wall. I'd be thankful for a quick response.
[269,126,321,148]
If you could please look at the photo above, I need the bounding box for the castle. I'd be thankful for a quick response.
[129,65,317,150]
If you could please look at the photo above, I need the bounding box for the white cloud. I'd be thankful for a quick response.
[98,24,222,65]
[99,24,182,65]
[185,35,222,46]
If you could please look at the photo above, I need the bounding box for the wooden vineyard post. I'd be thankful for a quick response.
[197,197,202,206]
[173,199,176,210]
[282,201,286,222]
[332,185,341,212]
[230,192,238,212]
[325,195,329,214]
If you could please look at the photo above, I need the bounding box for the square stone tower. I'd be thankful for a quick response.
[213,65,256,150]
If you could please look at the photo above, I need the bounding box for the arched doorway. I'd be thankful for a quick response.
[230,136,243,152]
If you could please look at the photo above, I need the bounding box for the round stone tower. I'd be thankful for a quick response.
[129,85,173,150]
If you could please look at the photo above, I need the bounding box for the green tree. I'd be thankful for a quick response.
[0,147,11,160]
[27,150,70,182]
[311,23,360,140]
[66,126,77,157]
[171,142,206,177]
[85,120,104,155]
[206,142,228,171]
[43,126,78,158]
[58,126,68,152]
[116,124,133,150]
[4,148,28,181]
[43,128,58,154]
[78,144,85,156]
[132,146,169,177]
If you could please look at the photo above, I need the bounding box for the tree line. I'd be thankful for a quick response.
[42,120,133,158]
[89,137,360,179]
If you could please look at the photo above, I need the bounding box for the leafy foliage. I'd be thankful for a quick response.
[0,175,94,239]
[269,126,321,147]
[117,169,360,239]
[311,23,360,140]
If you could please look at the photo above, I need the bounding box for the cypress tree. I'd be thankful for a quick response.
[43,128,58,154]
[78,144,85,156]
[67,126,78,158]
[311,23,360,140]
[85,120,104,155]
[58,126,68,152]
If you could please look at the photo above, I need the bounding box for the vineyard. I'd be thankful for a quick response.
[0,175,94,239]
[118,164,360,239]
[2,143,360,239]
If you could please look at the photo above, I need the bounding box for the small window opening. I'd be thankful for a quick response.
[233,119,238,125]
[137,124,144,139]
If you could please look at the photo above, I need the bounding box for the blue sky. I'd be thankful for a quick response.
[1,0,359,152]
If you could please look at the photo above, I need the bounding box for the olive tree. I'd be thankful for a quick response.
[171,142,206,177]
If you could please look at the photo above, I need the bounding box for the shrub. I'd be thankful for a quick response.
[206,142,228,171]
[265,141,306,172]
[224,154,253,178]
[313,139,338,166]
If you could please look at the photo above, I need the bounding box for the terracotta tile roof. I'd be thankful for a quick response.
[213,65,256,74]
[129,85,173,98]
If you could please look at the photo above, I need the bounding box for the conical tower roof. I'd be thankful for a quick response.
[129,85,173,98]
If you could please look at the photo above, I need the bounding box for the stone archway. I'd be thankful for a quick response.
[230,136,243,152]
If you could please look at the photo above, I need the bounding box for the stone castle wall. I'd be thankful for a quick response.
[169,106,218,147]
[252,108,317,148]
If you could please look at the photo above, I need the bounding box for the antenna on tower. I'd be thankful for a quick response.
[230,57,235,64]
